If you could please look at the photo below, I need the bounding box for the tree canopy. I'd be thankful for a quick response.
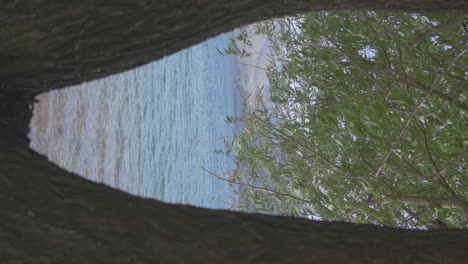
[222,11,468,229]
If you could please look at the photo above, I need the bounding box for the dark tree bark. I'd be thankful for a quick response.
[0,0,467,94]
[1,1,468,263]
[1,121,468,264]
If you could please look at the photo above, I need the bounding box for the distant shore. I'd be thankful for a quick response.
[233,26,272,108]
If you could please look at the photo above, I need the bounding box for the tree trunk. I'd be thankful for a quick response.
[1,1,468,263]
[1,121,467,263]
[1,0,467,95]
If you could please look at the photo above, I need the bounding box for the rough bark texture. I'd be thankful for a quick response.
[1,0,467,94]
[1,1,468,263]
[1,118,468,264]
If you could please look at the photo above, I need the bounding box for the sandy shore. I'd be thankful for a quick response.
[233,25,273,108]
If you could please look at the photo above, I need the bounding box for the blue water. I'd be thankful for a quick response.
[29,33,241,209]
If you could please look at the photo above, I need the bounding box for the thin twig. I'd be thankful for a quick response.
[446,45,468,73]
[411,15,464,48]
[374,96,428,178]
[201,166,315,205]
[384,194,468,218]
[438,175,457,197]
[249,113,345,173]
[430,149,468,181]
[414,121,439,171]
[386,68,468,112]
[396,34,411,91]
[239,62,268,71]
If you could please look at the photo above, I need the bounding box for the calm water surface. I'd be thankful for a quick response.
[29,34,241,209]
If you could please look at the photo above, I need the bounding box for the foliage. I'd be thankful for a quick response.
[222,11,468,229]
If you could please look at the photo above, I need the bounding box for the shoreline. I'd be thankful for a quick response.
[229,25,273,135]
[233,26,272,108]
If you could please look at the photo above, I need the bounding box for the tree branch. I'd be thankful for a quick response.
[248,114,346,174]
[201,166,316,205]
[384,194,468,218]
[386,68,468,112]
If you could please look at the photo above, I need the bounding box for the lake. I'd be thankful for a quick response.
[29,33,242,209]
